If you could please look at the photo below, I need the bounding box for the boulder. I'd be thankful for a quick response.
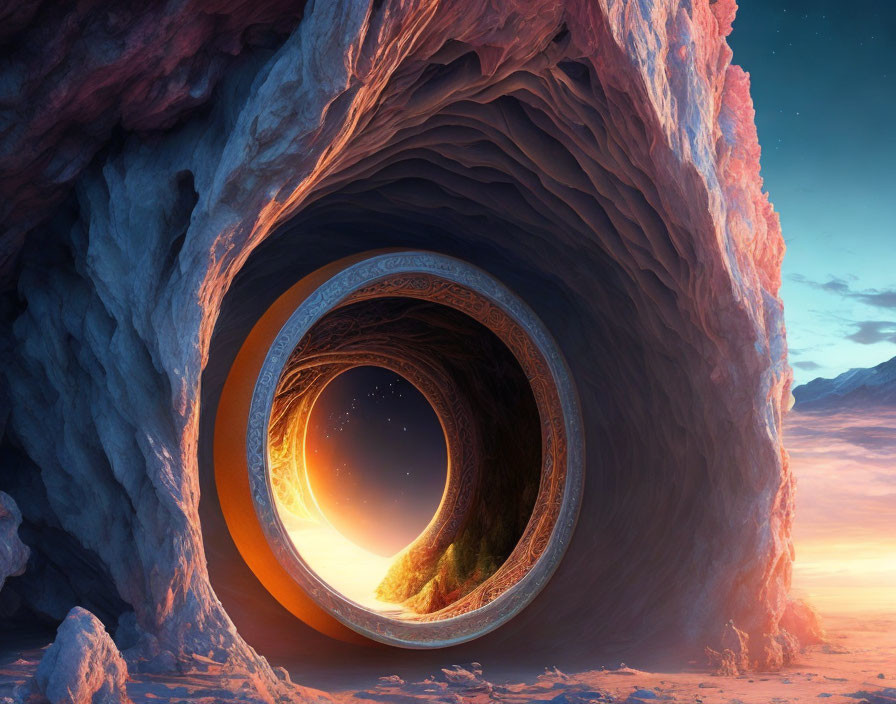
[780,598,826,646]
[32,607,130,704]
[0,492,29,591]
[706,620,750,675]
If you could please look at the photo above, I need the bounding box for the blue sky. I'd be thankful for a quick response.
[728,2,896,386]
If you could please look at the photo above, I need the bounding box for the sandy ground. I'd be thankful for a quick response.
[332,612,896,704]
[1,611,894,703]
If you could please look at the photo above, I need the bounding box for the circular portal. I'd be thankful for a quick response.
[215,250,583,647]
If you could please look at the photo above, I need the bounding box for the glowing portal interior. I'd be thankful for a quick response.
[303,366,448,558]
[281,365,447,616]
[215,251,584,647]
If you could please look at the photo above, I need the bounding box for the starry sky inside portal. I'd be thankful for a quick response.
[728,1,896,385]
[305,366,447,556]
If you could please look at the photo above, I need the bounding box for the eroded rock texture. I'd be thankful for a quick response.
[32,606,130,704]
[0,491,29,590]
[1,0,793,684]
[0,0,307,287]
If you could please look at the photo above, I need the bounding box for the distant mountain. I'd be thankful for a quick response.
[793,355,896,411]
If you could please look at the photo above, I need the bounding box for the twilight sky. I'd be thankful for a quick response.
[728,1,896,386]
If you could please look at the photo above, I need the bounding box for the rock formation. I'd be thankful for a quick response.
[31,606,131,704]
[1,0,796,683]
[0,491,29,591]
[705,620,751,676]
[780,598,826,647]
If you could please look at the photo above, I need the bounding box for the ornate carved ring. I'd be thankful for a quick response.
[229,250,583,647]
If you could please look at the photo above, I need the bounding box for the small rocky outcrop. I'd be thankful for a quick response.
[780,598,826,647]
[705,620,750,675]
[31,607,130,704]
[0,491,29,591]
[707,616,809,674]
[758,628,801,671]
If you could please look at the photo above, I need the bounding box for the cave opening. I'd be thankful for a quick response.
[197,37,779,668]
[0,1,795,685]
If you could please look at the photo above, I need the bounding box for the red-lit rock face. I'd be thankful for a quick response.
[0,0,308,283]
[0,0,794,692]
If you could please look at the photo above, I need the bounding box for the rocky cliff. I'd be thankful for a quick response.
[1,0,797,688]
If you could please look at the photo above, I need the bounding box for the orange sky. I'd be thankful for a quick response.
[785,407,896,614]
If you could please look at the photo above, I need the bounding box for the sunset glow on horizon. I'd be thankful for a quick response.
[787,408,896,614]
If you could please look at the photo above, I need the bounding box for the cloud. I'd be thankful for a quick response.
[854,289,896,309]
[818,278,851,295]
[789,274,896,310]
[792,360,822,370]
[789,275,896,345]
[785,408,896,574]
[846,321,896,345]
[835,425,896,452]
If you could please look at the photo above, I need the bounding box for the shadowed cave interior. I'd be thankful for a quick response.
[195,151,766,679]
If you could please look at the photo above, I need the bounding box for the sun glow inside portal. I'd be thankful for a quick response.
[275,508,414,616]
[269,366,448,617]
